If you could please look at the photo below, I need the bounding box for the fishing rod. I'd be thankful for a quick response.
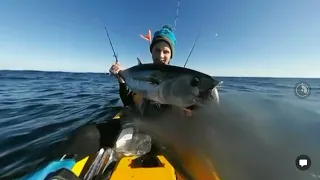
[104,26,118,63]
[183,33,200,67]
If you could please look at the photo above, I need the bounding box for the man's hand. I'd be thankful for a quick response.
[109,62,124,83]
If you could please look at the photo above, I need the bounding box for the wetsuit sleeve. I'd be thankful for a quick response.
[119,83,134,107]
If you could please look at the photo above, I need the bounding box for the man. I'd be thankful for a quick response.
[110,25,194,117]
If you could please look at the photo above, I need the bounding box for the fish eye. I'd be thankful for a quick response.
[190,77,201,87]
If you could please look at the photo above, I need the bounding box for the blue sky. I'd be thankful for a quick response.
[0,0,319,77]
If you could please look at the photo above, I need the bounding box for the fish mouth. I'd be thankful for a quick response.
[209,88,219,103]
[197,88,220,104]
[198,89,212,99]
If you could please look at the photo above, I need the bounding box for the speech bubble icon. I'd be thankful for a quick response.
[299,159,308,167]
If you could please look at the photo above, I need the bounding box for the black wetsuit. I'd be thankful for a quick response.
[119,83,134,107]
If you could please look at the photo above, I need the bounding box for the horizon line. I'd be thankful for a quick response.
[1,69,319,79]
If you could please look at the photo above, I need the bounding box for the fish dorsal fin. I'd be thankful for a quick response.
[137,57,143,65]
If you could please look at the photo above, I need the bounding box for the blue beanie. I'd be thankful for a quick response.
[150,25,177,59]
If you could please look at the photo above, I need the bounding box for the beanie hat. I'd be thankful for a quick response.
[150,25,177,59]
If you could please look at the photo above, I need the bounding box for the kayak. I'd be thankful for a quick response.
[21,107,221,180]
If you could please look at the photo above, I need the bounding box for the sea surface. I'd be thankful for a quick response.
[0,70,319,179]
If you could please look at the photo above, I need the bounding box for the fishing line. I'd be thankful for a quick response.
[172,0,201,68]
[183,33,200,68]
[173,0,181,32]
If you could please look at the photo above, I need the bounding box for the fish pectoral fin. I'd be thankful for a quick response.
[133,77,160,85]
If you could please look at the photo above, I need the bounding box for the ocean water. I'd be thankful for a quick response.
[0,70,319,179]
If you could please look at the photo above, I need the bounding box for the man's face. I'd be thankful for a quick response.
[151,41,172,65]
